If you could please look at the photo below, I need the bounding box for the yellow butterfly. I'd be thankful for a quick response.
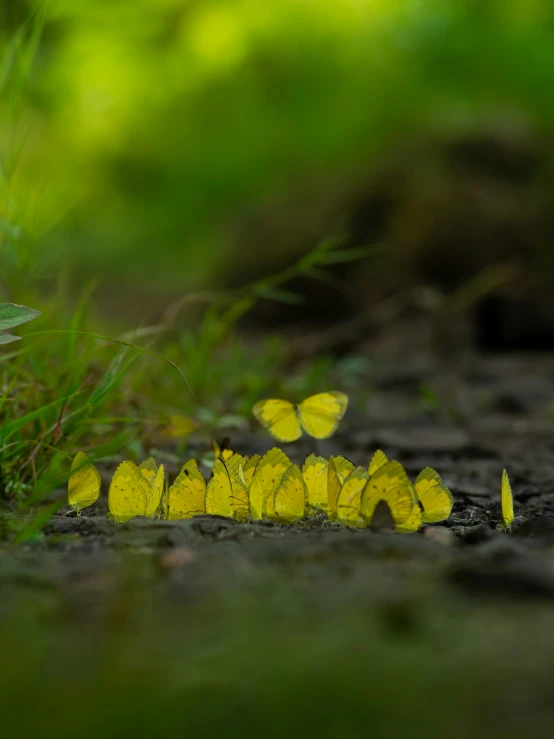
[501,469,514,529]
[302,454,328,513]
[249,448,291,519]
[361,461,415,528]
[368,449,388,477]
[327,456,355,520]
[414,467,453,523]
[166,458,206,519]
[336,466,369,526]
[222,453,251,521]
[205,458,241,519]
[139,456,158,484]
[252,391,348,442]
[273,464,306,523]
[109,460,164,523]
[68,451,101,513]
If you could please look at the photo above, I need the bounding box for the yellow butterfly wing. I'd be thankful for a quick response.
[302,454,329,513]
[396,501,423,533]
[249,448,291,519]
[239,454,261,488]
[368,449,389,477]
[336,466,369,526]
[167,459,206,519]
[146,464,164,518]
[205,458,236,518]
[274,464,306,523]
[224,453,250,521]
[361,461,415,527]
[109,461,153,523]
[327,456,355,520]
[138,456,158,484]
[68,451,101,512]
[252,399,301,442]
[297,391,348,439]
[415,467,453,523]
[501,469,514,529]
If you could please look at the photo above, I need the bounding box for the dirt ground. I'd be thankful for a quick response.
[3,346,554,736]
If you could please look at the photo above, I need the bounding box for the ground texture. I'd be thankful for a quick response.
[3,351,554,737]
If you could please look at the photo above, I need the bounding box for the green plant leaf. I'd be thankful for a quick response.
[0,332,22,346]
[0,303,41,330]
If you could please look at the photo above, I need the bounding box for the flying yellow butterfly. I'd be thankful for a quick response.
[166,458,206,520]
[501,469,514,529]
[327,456,355,520]
[303,454,328,513]
[252,391,348,442]
[248,448,291,519]
[273,464,306,523]
[109,460,164,523]
[336,466,369,526]
[361,461,415,528]
[68,451,101,513]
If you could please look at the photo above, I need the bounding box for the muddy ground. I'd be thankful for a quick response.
[3,349,554,737]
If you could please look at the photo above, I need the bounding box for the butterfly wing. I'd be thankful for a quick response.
[414,467,453,523]
[68,451,101,512]
[239,454,261,488]
[146,464,164,518]
[501,469,514,528]
[205,459,235,518]
[109,461,152,523]
[274,464,306,523]
[224,454,250,521]
[302,454,329,513]
[368,449,389,477]
[167,459,206,519]
[249,448,291,519]
[361,461,415,527]
[336,466,369,526]
[327,456,355,520]
[297,391,348,439]
[252,399,301,442]
[138,456,158,484]
[396,502,423,533]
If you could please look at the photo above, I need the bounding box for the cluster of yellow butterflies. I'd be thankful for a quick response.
[68,446,455,531]
[66,389,516,531]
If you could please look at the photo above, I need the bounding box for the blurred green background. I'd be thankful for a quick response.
[3,0,554,314]
[4,0,554,499]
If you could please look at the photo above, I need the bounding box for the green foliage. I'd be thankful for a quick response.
[3,0,554,292]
